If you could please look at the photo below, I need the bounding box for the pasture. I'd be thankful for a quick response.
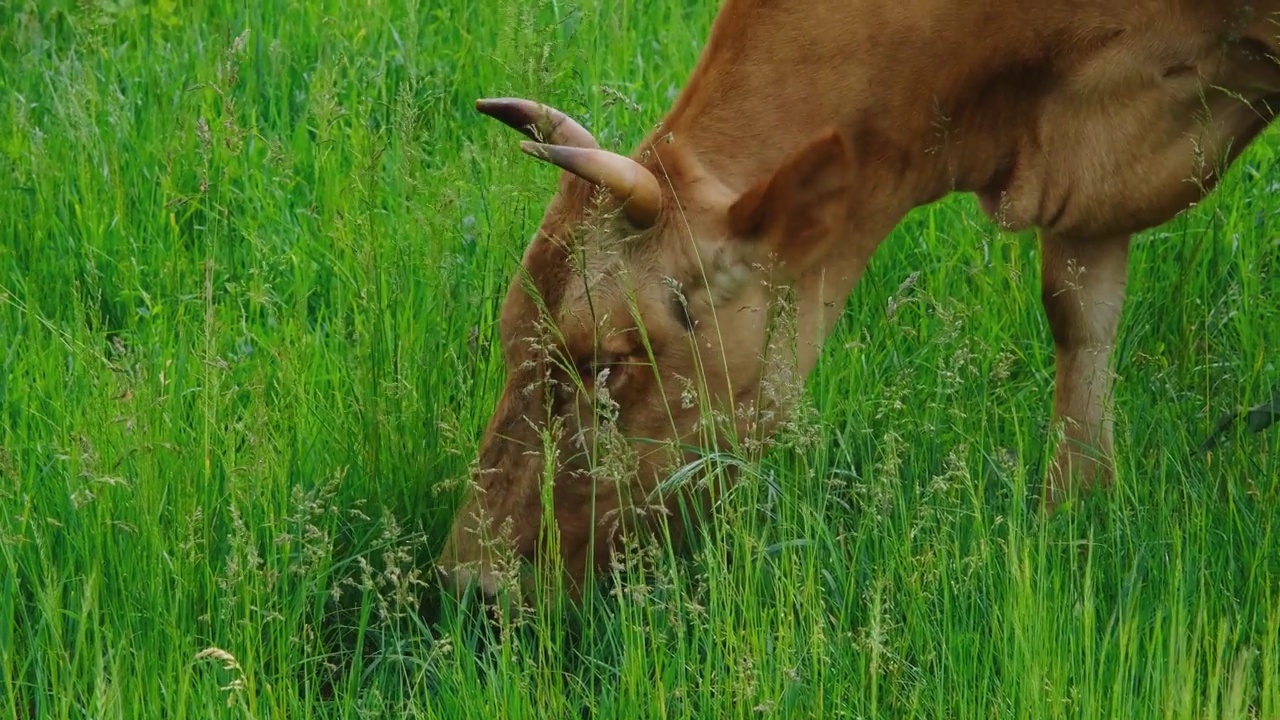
[2,1,1279,717]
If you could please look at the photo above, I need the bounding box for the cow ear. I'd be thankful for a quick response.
[726,130,852,273]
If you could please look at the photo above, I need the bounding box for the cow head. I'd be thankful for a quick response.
[436,97,856,602]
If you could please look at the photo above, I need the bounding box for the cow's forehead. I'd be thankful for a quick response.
[505,171,685,353]
[529,217,655,302]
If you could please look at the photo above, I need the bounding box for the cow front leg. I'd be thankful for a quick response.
[1039,232,1131,507]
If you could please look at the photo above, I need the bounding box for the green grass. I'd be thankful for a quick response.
[2,1,1278,717]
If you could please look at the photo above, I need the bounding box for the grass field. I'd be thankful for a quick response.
[2,1,1279,717]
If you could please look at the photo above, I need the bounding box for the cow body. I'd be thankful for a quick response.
[439,0,1280,599]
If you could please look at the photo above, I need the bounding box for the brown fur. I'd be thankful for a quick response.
[438,0,1280,600]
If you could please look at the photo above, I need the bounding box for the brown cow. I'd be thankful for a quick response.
[437,0,1280,600]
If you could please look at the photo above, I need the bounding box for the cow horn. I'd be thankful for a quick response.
[520,142,662,228]
[476,98,600,149]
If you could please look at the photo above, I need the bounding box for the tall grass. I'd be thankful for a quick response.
[1,1,1277,717]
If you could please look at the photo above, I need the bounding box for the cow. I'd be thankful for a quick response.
[437,0,1280,601]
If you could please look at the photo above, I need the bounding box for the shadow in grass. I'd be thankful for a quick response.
[1200,393,1280,452]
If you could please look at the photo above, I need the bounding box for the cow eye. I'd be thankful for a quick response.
[575,352,624,385]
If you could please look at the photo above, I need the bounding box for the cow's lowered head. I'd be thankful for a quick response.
[435,98,858,602]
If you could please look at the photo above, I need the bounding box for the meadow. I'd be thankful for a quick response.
[2,1,1278,717]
